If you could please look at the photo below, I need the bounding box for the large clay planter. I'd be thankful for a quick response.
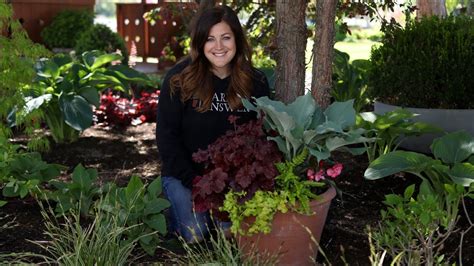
[238,186,336,266]
[374,102,474,154]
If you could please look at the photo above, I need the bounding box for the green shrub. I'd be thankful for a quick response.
[368,16,474,109]
[41,9,94,49]
[75,24,128,64]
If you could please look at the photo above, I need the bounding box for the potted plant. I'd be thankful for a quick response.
[368,15,474,153]
[192,94,369,264]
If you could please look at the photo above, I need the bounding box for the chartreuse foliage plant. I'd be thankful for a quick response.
[356,108,440,163]
[223,148,325,235]
[365,131,474,264]
[12,50,151,144]
[192,118,282,218]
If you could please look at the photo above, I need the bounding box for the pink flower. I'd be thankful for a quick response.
[307,168,325,181]
[307,169,315,180]
[327,163,343,178]
[314,169,325,181]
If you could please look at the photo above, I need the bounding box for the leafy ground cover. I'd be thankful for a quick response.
[1,122,473,264]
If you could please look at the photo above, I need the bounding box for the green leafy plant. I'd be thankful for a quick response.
[332,49,371,112]
[48,164,104,216]
[372,184,464,265]
[0,136,64,201]
[1,2,50,150]
[75,24,128,64]
[356,108,441,163]
[369,15,474,109]
[40,9,95,49]
[365,131,474,264]
[12,51,150,143]
[98,176,170,255]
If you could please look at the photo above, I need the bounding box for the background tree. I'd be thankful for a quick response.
[274,0,306,103]
[311,0,337,108]
[417,0,447,17]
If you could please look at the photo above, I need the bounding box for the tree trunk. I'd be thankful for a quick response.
[416,0,447,17]
[311,0,336,109]
[274,0,307,104]
[196,0,216,12]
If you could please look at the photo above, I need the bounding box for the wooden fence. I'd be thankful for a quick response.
[116,2,197,68]
[10,0,95,43]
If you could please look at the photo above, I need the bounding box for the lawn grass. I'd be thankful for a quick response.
[334,40,381,61]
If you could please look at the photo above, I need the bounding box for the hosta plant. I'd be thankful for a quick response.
[11,50,151,144]
[356,108,440,163]
[332,49,371,113]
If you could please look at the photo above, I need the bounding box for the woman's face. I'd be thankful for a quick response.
[203,21,236,78]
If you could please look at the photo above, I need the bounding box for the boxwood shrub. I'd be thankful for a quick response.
[368,16,474,109]
[41,9,94,49]
[75,24,128,64]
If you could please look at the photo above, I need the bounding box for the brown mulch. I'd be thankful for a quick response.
[1,122,473,264]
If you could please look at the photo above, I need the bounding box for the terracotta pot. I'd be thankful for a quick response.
[238,186,336,266]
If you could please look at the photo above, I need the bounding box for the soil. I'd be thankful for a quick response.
[1,122,473,265]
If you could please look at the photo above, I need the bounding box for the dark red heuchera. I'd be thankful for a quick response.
[192,116,283,218]
[95,90,160,127]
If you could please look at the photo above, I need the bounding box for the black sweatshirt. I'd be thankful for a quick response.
[156,60,270,189]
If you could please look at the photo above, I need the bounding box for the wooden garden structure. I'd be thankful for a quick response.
[9,0,95,43]
[116,1,197,66]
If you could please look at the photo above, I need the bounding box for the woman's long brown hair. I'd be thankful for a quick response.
[170,5,254,112]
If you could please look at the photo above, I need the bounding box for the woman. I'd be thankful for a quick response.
[156,5,270,242]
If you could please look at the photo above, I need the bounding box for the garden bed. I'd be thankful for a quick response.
[1,122,473,264]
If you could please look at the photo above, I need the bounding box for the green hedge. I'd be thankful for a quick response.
[41,9,94,49]
[75,24,128,64]
[368,16,474,109]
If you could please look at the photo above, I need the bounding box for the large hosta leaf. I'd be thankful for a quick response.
[285,93,316,128]
[324,100,356,129]
[364,151,435,180]
[431,131,474,164]
[449,163,474,186]
[59,93,93,131]
[91,53,122,70]
[23,94,52,115]
[79,86,100,107]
